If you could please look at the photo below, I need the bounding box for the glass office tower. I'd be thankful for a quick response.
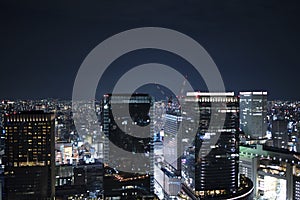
[164,100,182,172]
[182,92,240,198]
[239,91,268,139]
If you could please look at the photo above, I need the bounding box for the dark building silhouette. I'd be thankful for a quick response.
[101,94,155,198]
[3,111,55,199]
[55,163,103,199]
[272,119,289,149]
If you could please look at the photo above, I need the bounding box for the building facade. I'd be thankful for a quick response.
[271,119,289,149]
[155,99,182,199]
[239,91,268,139]
[164,102,182,173]
[3,111,55,200]
[181,92,240,198]
[101,94,155,198]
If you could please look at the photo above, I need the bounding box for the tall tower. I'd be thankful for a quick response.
[156,99,182,199]
[3,111,55,200]
[239,91,268,139]
[182,92,240,198]
[164,98,182,172]
[101,94,155,198]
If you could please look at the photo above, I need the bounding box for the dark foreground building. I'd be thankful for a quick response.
[3,111,55,200]
[101,94,155,198]
[55,162,104,199]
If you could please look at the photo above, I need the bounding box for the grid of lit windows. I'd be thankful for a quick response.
[5,114,54,168]
[239,91,268,139]
[294,177,300,200]
[4,112,55,199]
[182,92,240,198]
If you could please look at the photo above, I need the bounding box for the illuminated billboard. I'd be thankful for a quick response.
[258,174,286,199]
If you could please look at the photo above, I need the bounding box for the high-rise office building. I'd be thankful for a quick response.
[3,111,55,200]
[239,91,268,139]
[272,119,289,149]
[181,92,240,198]
[239,153,259,195]
[155,99,182,199]
[101,94,155,198]
[164,99,182,172]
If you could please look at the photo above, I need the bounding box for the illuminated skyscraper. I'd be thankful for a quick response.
[156,99,182,199]
[3,111,55,200]
[239,91,268,138]
[182,92,241,198]
[164,99,182,172]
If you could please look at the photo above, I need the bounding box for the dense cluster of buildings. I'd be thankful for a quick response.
[1,91,300,199]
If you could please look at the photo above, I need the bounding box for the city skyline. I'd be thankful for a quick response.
[1,1,300,100]
[1,1,300,199]
[2,92,300,199]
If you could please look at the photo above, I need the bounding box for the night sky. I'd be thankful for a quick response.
[0,0,299,100]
